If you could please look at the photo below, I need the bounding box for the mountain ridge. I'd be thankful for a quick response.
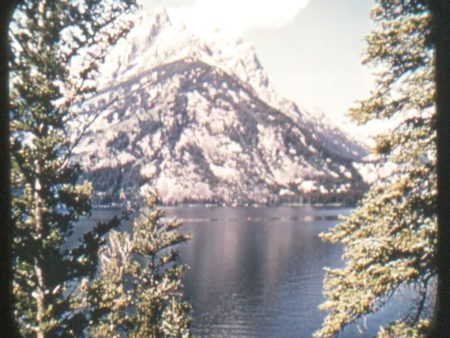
[71,8,368,206]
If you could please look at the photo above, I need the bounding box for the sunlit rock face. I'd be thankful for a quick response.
[71,8,368,206]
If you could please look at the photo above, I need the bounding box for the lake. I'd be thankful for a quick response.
[84,206,410,337]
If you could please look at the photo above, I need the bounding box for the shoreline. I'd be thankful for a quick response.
[92,201,355,210]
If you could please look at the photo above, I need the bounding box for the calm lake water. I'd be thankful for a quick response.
[82,206,410,337]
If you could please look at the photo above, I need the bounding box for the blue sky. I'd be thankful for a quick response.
[138,0,375,129]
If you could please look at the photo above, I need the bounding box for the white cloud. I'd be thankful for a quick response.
[170,0,310,38]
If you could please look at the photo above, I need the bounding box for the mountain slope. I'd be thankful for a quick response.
[71,8,368,206]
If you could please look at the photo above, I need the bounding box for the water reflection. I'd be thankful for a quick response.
[163,206,348,337]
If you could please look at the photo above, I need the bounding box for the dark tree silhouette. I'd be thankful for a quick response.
[0,1,20,337]
[428,0,450,336]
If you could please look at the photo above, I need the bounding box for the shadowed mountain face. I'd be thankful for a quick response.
[72,9,368,206]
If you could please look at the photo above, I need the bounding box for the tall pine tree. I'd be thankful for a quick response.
[9,1,137,336]
[315,0,436,337]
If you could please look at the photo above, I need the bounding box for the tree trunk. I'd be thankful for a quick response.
[34,3,51,336]
[428,0,450,337]
[34,165,46,338]
[34,262,46,338]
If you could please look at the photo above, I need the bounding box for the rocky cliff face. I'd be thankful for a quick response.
[71,8,368,206]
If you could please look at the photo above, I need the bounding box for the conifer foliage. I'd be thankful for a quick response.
[315,1,436,337]
[84,195,192,338]
[9,1,137,336]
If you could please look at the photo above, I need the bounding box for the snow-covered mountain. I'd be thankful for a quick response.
[71,8,368,206]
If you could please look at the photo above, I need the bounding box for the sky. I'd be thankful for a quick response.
[138,0,376,132]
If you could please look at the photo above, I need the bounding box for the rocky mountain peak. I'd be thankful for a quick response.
[100,8,270,97]
[72,8,368,206]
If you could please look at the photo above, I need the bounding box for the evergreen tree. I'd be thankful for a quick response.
[83,195,192,338]
[9,1,137,336]
[315,1,436,337]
